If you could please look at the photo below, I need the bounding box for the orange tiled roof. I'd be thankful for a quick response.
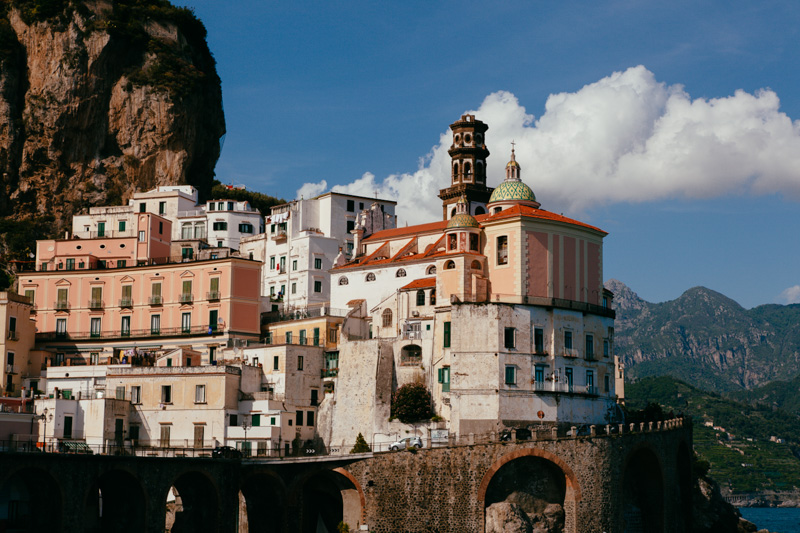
[363,220,449,242]
[400,277,436,291]
[479,205,606,234]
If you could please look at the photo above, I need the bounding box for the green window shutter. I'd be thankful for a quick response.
[182,280,192,294]
[210,277,219,293]
[252,414,260,427]
[443,321,451,348]
[438,368,443,383]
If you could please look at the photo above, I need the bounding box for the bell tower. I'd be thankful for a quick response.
[438,114,493,220]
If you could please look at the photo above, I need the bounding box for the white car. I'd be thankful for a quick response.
[389,436,423,451]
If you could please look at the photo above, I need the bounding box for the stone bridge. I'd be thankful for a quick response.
[0,420,692,532]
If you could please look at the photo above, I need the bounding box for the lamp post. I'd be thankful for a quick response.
[242,415,252,457]
[36,407,53,451]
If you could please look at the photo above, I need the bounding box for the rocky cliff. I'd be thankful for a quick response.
[606,279,800,392]
[0,0,224,229]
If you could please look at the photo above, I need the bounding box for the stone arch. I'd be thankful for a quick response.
[677,440,693,531]
[426,265,436,275]
[401,344,422,365]
[83,468,146,532]
[622,444,664,533]
[292,468,365,533]
[241,470,288,533]
[479,449,579,533]
[0,467,62,531]
[471,260,482,271]
[166,470,220,533]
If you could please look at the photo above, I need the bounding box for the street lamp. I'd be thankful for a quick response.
[36,407,53,451]
[242,415,252,457]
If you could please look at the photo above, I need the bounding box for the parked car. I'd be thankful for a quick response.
[389,436,423,451]
[212,446,242,459]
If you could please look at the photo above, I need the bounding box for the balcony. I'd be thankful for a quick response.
[119,298,133,308]
[88,299,104,309]
[6,364,17,374]
[148,296,163,305]
[321,368,339,378]
[562,348,578,358]
[207,291,221,301]
[6,331,18,341]
[179,293,193,304]
[270,230,287,242]
[36,324,225,342]
[54,301,70,311]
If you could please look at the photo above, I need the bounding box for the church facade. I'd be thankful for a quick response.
[324,114,620,446]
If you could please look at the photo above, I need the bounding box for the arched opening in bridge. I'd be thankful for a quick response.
[622,447,664,533]
[677,441,693,530]
[241,473,286,532]
[483,456,566,532]
[165,472,219,533]
[0,467,62,531]
[83,469,146,533]
[301,470,362,533]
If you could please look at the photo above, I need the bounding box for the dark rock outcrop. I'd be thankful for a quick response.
[0,0,224,228]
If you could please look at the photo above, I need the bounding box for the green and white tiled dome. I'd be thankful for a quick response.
[489,180,536,203]
[446,212,480,229]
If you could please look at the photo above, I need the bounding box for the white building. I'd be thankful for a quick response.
[240,192,397,312]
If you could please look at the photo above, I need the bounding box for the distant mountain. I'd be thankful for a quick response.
[730,373,800,415]
[606,279,800,392]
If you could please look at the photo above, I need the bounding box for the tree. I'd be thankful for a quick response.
[350,433,370,454]
[391,383,432,423]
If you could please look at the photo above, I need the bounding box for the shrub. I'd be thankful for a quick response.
[350,432,370,454]
[391,383,432,423]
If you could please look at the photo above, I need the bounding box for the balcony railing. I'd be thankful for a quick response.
[54,301,70,311]
[88,299,104,309]
[6,331,18,341]
[562,348,578,358]
[207,291,220,301]
[179,293,193,303]
[148,296,163,305]
[270,230,287,241]
[6,364,17,374]
[321,368,339,378]
[36,324,224,342]
[530,381,601,396]
[119,298,133,308]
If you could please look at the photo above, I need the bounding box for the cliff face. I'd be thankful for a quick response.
[0,0,224,228]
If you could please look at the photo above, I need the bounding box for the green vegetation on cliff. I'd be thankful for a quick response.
[210,181,285,215]
[627,376,800,494]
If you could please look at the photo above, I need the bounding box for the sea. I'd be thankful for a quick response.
[740,507,800,533]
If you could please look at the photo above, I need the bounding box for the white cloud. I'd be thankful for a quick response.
[296,180,327,200]
[779,285,800,304]
[298,66,800,225]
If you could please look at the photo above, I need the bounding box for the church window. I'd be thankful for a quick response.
[444,260,455,270]
[497,236,508,265]
[464,161,472,181]
[366,273,376,282]
[453,162,459,182]
[338,276,349,286]
[449,234,457,250]
[429,289,436,305]
[471,260,481,270]
[470,234,479,251]
[396,269,406,277]
[416,290,425,306]
[382,308,392,327]
[450,208,457,218]
[474,206,485,215]
[426,265,436,275]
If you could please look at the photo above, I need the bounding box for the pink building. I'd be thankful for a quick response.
[21,214,263,367]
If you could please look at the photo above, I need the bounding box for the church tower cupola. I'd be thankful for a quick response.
[438,114,494,220]
[487,143,540,213]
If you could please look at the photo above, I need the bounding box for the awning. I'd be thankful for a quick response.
[62,441,92,453]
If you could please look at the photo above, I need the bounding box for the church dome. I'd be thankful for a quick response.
[446,212,480,229]
[489,180,536,203]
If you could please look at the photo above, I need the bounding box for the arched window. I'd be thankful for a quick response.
[469,233,479,251]
[426,265,436,275]
[448,233,457,250]
[453,162,459,181]
[471,260,482,270]
[497,236,508,265]
[464,161,472,180]
[429,289,436,305]
[474,206,485,215]
[445,260,456,270]
[450,207,457,218]
[382,308,392,327]
[366,273,376,282]
[416,290,426,306]
[338,277,349,285]
[396,269,406,277]
[476,161,484,182]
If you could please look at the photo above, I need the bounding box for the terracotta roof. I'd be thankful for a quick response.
[400,277,436,291]
[479,205,606,234]
[363,220,448,242]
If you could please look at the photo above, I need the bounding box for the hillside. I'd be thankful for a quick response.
[606,279,800,391]
[626,376,800,496]
[0,0,224,232]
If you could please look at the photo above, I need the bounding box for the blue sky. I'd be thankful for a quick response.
[183,1,800,309]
